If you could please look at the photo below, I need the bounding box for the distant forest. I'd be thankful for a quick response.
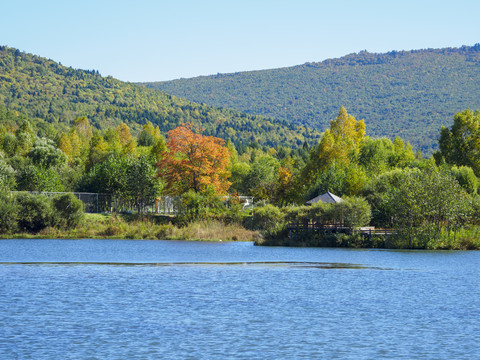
[0,46,320,150]
[145,44,480,154]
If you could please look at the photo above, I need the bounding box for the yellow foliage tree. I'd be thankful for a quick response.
[275,166,295,205]
[57,129,84,165]
[116,123,132,145]
[73,116,93,144]
[85,131,109,171]
[116,123,136,155]
[57,133,72,157]
[330,106,365,145]
[301,107,367,189]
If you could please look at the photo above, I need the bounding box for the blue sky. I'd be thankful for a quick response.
[2,0,479,82]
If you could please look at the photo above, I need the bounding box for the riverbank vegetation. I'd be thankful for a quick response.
[1,72,480,247]
[0,192,84,234]
[249,108,480,249]
[0,213,258,242]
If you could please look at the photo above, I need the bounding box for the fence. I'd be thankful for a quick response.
[152,195,254,215]
[10,192,254,215]
[11,191,113,213]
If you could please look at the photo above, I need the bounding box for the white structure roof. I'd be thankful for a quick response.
[306,191,343,205]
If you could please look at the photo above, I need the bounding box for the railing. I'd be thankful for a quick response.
[287,223,396,236]
[360,228,397,236]
[155,196,177,215]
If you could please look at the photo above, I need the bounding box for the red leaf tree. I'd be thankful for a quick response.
[159,125,231,195]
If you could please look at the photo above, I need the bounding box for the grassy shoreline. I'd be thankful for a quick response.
[3,213,479,250]
[0,213,260,242]
[254,228,480,250]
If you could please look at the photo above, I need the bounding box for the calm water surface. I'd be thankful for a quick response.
[0,239,479,359]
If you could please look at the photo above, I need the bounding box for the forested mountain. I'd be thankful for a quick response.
[145,44,480,154]
[0,46,320,149]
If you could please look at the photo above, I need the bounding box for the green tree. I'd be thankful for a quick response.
[358,137,394,175]
[228,162,251,194]
[79,155,127,195]
[306,162,367,201]
[439,109,480,176]
[85,131,108,172]
[174,187,225,223]
[244,155,280,200]
[123,155,162,214]
[80,155,161,214]
[28,138,67,168]
[0,191,18,233]
[14,121,35,156]
[306,162,347,200]
[362,168,414,227]
[388,137,415,167]
[2,134,17,157]
[0,157,16,191]
[389,167,472,247]
[449,165,478,195]
[16,165,65,192]
[102,127,122,155]
[150,137,166,163]
[138,121,161,147]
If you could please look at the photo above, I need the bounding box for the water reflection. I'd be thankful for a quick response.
[0,261,393,270]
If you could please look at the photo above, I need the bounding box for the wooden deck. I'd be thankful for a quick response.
[287,223,396,237]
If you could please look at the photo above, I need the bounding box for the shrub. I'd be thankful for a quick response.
[221,194,245,224]
[284,205,310,224]
[339,196,372,229]
[246,204,286,238]
[174,188,226,224]
[15,192,53,232]
[52,193,84,229]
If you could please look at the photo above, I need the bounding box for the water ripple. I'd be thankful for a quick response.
[0,261,394,270]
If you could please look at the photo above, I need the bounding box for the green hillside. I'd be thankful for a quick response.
[0,46,320,149]
[145,44,480,154]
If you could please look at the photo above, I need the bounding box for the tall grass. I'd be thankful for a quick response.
[426,226,480,250]
[9,213,259,242]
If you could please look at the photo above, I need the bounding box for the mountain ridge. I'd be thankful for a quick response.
[144,44,480,154]
[0,46,320,149]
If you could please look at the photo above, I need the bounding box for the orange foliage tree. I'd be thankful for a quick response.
[158,125,231,195]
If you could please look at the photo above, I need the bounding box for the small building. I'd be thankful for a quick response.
[306,191,342,205]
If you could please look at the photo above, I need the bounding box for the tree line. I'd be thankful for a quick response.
[1,103,480,248]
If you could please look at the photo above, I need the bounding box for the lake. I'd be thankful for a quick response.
[1,239,479,359]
